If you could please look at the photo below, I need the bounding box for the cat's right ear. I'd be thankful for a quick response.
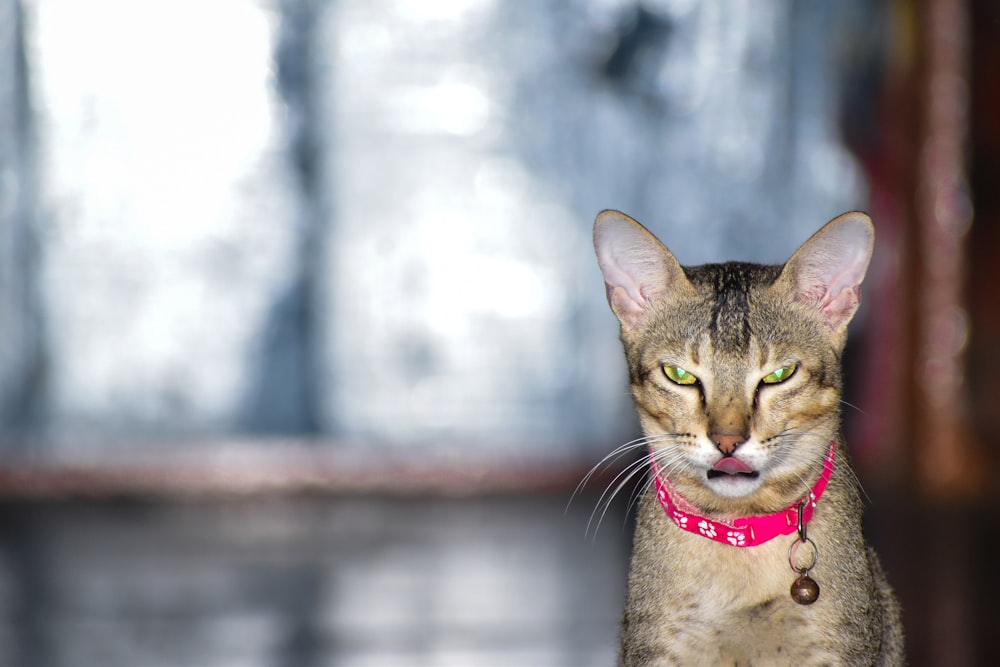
[779,211,875,335]
[593,210,691,330]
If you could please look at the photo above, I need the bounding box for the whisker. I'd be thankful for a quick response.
[621,470,652,531]
[612,446,693,537]
[619,447,685,532]
[582,437,690,540]
[566,435,667,514]
[834,445,872,503]
[785,431,872,503]
[839,399,866,415]
[770,429,874,504]
[587,454,655,540]
[769,429,836,499]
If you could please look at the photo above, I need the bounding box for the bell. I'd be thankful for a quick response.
[790,573,820,605]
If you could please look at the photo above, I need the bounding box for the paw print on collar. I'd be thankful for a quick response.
[726,530,747,546]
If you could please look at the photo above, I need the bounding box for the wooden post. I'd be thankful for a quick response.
[912,0,981,498]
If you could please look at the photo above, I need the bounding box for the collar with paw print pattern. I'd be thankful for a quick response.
[649,441,836,548]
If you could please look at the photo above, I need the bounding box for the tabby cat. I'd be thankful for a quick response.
[593,210,903,665]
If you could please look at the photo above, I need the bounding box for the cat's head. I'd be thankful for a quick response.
[593,210,873,515]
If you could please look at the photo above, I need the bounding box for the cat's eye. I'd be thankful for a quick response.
[761,364,797,385]
[663,365,698,386]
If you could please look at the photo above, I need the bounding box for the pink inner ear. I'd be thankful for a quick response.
[607,284,647,327]
[818,285,861,331]
[797,259,866,331]
[594,211,681,328]
[604,279,644,318]
[599,246,651,312]
[787,212,874,331]
[806,244,870,329]
[597,249,652,327]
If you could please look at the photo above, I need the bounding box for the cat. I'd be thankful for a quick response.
[592,210,904,666]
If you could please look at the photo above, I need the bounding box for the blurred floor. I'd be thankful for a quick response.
[0,492,628,667]
[0,486,997,666]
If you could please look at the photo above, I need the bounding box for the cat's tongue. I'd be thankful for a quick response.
[712,457,754,475]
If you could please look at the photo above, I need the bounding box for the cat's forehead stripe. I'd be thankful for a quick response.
[683,262,781,351]
[686,340,701,366]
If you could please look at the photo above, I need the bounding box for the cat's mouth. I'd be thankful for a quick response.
[707,457,759,480]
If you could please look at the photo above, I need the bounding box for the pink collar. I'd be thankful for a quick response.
[650,442,836,547]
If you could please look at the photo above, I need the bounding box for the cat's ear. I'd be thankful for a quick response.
[593,210,692,329]
[780,211,874,333]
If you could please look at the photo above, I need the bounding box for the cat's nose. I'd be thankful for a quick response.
[711,434,745,456]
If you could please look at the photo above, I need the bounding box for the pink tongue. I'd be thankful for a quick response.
[712,457,754,475]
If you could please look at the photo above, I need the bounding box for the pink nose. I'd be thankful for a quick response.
[711,434,745,456]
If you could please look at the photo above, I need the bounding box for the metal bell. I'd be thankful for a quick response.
[790,573,820,605]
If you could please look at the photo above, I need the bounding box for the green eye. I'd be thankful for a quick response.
[663,365,698,386]
[762,364,797,385]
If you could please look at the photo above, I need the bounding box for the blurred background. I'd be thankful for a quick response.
[0,0,996,664]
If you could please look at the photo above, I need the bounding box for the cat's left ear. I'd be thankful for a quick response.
[593,210,694,330]
[779,211,874,334]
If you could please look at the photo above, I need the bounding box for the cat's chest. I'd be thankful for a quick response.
[664,598,838,666]
[660,551,834,664]
[634,500,842,664]
[656,512,793,607]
